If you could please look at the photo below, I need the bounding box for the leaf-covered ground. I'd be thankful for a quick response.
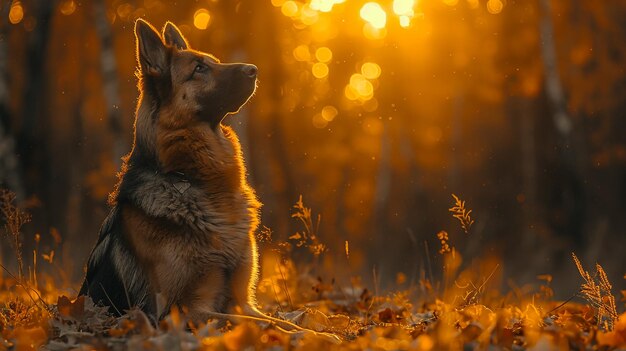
[0,259,625,351]
[1,194,625,350]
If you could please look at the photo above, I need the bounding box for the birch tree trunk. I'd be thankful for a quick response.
[539,0,586,246]
[539,0,572,137]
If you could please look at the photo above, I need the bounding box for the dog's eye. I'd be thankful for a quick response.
[194,64,208,73]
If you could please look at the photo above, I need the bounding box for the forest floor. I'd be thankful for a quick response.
[0,193,625,350]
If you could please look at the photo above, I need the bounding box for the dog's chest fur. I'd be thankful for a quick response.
[116,124,259,303]
[125,171,251,262]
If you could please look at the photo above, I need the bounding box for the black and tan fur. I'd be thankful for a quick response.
[79,19,263,322]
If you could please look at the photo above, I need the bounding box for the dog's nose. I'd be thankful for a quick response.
[241,64,258,78]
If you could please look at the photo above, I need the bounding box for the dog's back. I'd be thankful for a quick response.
[80,20,261,321]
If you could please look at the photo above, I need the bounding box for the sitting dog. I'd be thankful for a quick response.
[79,19,262,322]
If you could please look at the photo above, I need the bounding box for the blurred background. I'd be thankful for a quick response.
[0,0,625,295]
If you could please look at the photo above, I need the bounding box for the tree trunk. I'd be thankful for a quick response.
[448,94,464,191]
[539,0,572,137]
[16,0,55,220]
[93,0,125,164]
[539,0,586,247]
[0,3,24,199]
[519,98,537,247]
[373,123,391,230]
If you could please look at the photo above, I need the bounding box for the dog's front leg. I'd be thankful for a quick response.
[227,246,341,343]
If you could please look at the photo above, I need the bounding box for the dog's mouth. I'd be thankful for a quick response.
[220,65,258,116]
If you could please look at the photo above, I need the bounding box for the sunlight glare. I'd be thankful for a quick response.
[393,0,415,27]
[9,1,24,24]
[393,0,415,16]
[360,2,386,29]
[399,16,410,27]
[193,9,211,30]
[310,0,345,13]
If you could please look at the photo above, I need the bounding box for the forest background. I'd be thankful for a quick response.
[0,0,625,296]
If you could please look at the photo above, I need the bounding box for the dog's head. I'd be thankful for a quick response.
[134,19,257,128]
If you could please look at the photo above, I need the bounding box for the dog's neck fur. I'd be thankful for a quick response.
[155,106,243,191]
[111,86,248,208]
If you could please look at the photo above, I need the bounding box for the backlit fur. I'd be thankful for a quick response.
[79,19,262,321]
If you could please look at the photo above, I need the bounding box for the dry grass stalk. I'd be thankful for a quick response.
[437,230,451,254]
[0,189,31,280]
[290,195,326,256]
[449,194,474,234]
[571,252,618,330]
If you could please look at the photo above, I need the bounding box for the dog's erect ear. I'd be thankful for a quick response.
[135,19,168,76]
[162,22,189,50]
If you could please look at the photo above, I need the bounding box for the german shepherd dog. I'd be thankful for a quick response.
[79,19,263,322]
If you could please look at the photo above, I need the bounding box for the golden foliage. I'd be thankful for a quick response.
[0,190,31,279]
[449,194,475,234]
[572,252,618,330]
[256,225,274,243]
[290,195,327,256]
[436,230,451,254]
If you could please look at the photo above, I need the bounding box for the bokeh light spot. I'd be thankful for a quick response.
[312,113,328,128]
[310,0,345,12]
[312,62,329,78]
[362,23,387,40]
[9,1,24,24]
[360,2,386,29]
[344,85,358,101]
[467,0,479,9]
[193,9,211,30]
[350,73,374,99]
[393,0,415,16]
[281,1,299,17]
[315,47,333,63]
[399,15,411,27]
[443,0,458,6]
[116,3,134,19]
[361,62,381,79]
[59,1,76,16]
[271,0,285,7]
[321,105,338,121]
[300,5,319,25]
[487,0,503,14]
[293,45,311,61]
